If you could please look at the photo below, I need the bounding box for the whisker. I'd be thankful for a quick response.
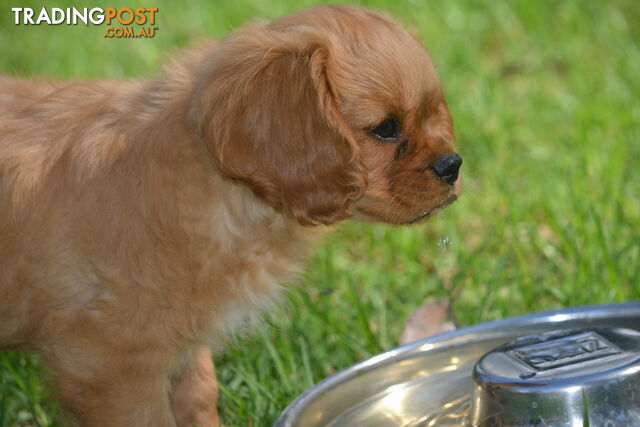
[384,193,404,223]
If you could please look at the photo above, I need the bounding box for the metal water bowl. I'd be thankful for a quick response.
[275,301,640,426]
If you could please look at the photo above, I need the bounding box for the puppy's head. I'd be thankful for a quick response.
[193,5,461,226]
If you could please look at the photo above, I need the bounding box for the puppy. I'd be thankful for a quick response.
[0,4,461,426]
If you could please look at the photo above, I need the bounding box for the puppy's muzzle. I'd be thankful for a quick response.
[430,153,462,185]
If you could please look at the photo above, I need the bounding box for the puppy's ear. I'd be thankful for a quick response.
[192,28,366,225]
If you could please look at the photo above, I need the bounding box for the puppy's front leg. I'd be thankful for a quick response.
[44,346,177,427]
[170,345,219,427]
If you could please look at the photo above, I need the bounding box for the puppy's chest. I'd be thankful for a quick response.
[177,193,311,337]
[192,226,304,295]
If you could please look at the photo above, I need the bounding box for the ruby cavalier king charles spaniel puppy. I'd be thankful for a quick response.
[0,4,462,426]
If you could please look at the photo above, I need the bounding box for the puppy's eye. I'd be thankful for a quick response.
[370,118,400,140]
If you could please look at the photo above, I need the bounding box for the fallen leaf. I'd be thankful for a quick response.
[399,297,456,345]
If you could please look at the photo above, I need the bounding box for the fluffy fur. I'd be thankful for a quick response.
[0,5,461,426]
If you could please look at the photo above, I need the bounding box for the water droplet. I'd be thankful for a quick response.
[519,372,536,379]
[438,236,451,250]
[531,401,538,409]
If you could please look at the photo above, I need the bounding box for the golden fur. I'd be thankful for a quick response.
[0,5,460,426]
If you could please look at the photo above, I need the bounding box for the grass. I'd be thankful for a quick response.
[1,0,639,425]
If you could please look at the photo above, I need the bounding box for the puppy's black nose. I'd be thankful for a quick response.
[430,154,462,185]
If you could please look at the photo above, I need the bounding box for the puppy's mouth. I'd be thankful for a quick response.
[401,192,458,225]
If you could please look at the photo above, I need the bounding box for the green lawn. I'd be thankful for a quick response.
[1,0,639,425]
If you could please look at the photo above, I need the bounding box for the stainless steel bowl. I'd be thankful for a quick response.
[275,301,640,426]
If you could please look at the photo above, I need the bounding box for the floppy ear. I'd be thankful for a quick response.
[192,27,366,225]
